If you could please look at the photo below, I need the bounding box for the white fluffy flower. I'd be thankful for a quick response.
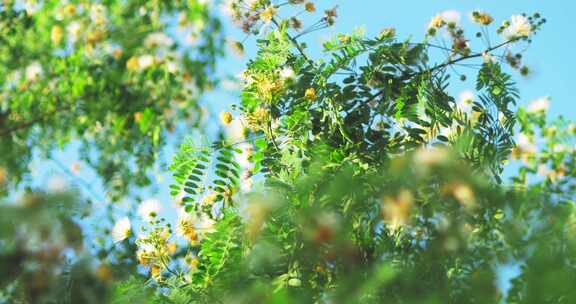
[176,208,216,240]
[89,4,107,25]
[240,177,254,193]
[25,62,43,81]
[144,32,174,48]
[516,134,537,153]
[279,67,296,81]
[112,217,132,242]
[138,55,155,69]
[457,90,475,113]
[219,0,236,17]
[441,10,461,24]
[24,0,40,15]
[482,52,497,64]
[67,21,82,43]
[504,15,532,39]
[165,61,178,74]
[138,198,162,221]
[195,214,216,234]
[235,143,253,170]
[226,118,246,142]
[527,96,550,113]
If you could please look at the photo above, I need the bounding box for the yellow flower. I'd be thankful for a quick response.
[472,12,494,25]
[95,264,112,282]
[220,111,233,125]
[166,243,177,255]
[429,14,444,30]
[0,167,7,186]
[185,254,199,268]
[259,6,277,23]
[304,2,316,12]
[126,56,139,71]
[202,192,218,205]
[150,265,162,278]
[304,88,317,101]
[382,189,414,231]
[446,182,476,209]
[51,25,63,44]
[62,4,76,16]
[379,28,396,39]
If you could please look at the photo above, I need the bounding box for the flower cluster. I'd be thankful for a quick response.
[426,11,470,56]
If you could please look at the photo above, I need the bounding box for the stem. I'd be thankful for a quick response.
[363,39,515,105]
[271,17,314,66]
[0,105,70,137]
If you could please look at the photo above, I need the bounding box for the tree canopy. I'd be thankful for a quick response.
[1,1,575,304]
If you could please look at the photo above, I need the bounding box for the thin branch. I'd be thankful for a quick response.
[362,39,515,106]
[0,105,70,137]
[271,17,314,66]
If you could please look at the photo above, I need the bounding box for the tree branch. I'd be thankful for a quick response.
[0,105,70,137]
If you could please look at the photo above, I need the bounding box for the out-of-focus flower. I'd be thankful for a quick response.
[457,90,475,113]
[25,62,43,82]
[471,11,494,25]
[195,213,216,234]
[176,208,199,244]
[220,111,233,125]
[324,7,338,25]
[482,52,497,63]
[24,0,39,15]
[447,182,476,209]
[67,21,82,43]
[138,198,162,221]
[47,175,67,192]
[95,264,113,282]
[305,2,315,12]
[226,118,246,142]
[414,147,450,167]
[200,192,217,206]
[184,253,200,270]
[112,217,132,242]
[144,32,174,48]
[136,242,155,266]
[527,96,550,113]
[0,167,7,186]
[382,189,414,231]
[51,26,63,44]
[515,133,537,158]
[259,6,277,23]
[290,17,303,30]
[279,67,296,82]
[126,56,139,71]
[241,177,254,193]
[441,10,461,25]
[235,143,253,169]
[138,55,155,69]
[89,4,107,25]
[428,15,444,31]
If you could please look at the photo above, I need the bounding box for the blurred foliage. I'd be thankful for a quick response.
[0,0,223,200]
